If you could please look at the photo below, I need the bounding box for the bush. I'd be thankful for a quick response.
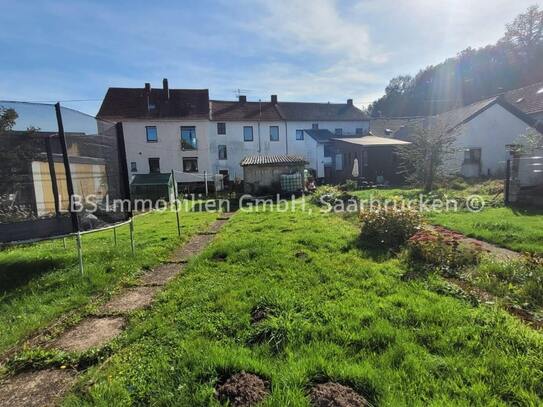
[359,207,422,248]
[341,179,358,191]
[310,185,353,206]
[406,228,482,275]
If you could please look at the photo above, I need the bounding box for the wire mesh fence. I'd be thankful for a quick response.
[0,101,131,243]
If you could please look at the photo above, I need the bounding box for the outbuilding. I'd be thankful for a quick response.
[130,173,175,204]
[331,136,410,185]
[240,155,307,194]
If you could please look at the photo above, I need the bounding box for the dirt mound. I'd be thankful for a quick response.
[216,372,268,406]
[250,306,269,324]
[310,382,369,407]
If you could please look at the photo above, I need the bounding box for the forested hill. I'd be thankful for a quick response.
[368,5,543,118]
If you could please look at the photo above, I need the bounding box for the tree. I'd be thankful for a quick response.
[502,5,543,59]
[517,127,543,153]
[0,107,18,132]
[397,119,457,192]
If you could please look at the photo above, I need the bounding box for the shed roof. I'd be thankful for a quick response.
[240,155,308,166]
[332,136,410,146]
[130,173,172,186]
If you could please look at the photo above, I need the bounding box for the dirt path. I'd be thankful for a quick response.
[427,226,543,329]
[429,225,521,260]
[0,213,234,407]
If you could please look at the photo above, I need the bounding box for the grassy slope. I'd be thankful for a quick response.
[64,208,543,406]
[428,207,543,254]
[0,208,215,354]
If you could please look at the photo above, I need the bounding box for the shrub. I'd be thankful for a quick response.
[359,207,422,248]
[406,228,482,275]
[341,179,358,191]
[310,185,353,206]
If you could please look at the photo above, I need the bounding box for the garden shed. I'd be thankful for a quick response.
[240,155,307,194]
[130,173,175,204]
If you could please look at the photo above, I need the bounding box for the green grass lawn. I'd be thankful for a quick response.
[0,208,216,354]
[428,207,543,255]
[63,206,543,406]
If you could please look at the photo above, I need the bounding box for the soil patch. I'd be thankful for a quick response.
[99,286,159,314]
[250,307,269,324]
[52,317,124,352]
[139,263,184,286]
[216,372,268,406]
[0,369,76,407]
[208,219,229,233]
[310,382,369,407]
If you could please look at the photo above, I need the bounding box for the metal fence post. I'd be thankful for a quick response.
[129,217,135,255]
[76,232,84,275]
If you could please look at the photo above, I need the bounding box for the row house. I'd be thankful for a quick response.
[97,79,370,186]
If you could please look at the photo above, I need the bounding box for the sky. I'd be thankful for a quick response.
[0,0,538,115]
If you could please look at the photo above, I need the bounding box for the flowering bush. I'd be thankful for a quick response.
[310,185,353,206]
[406,228,482,274]
[359,207,422,248]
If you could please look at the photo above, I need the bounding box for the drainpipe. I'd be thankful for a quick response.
[258,99,262,153]
[284,120,288,155]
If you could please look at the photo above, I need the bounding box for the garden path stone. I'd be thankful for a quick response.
[139,262,185,286]
[169,232,215,262]
[99,286,159,314]
[0,369,76,407]
[52,317,124,352]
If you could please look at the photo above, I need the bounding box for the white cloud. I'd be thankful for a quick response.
[246,0,388,64]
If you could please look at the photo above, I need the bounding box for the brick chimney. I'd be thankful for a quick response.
[163,78,169,100]
[239,95,247,104]
[347,98,353,106]
[144,83,151,112]
[271,94,278,104]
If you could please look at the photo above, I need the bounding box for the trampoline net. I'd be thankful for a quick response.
[0,102,130,243]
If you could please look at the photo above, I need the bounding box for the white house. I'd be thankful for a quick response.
[209,96,369,183]
[97,80,212,186]
[393,95,543,178]
[97,80,370,187]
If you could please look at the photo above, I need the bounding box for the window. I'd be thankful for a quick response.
[148,157,160,173]
[183,157,198,173]
[335,128,343,136]
[243,126,253,141]
[356,128,364,135]
[130,162,137,172]
[146,126,158,142]
[181,126,197,150]
[218,145,227,160]
[464,148,481,163]
[217,122,226,135]
[270,126,279,141]
[324,144,333,157]
[335,153,343,171]
[312,123,319,130]
[296,130,304,140]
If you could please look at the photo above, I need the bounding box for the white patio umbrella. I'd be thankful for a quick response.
[352,158,359,178]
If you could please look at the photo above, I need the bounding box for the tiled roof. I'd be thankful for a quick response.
[332,136,410,146]
[97,88,210,120]
[503,82,543,116]
[276,102,368,121]
[240,155,308,166]
[369,117,423,138]
[210,100,282,121]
